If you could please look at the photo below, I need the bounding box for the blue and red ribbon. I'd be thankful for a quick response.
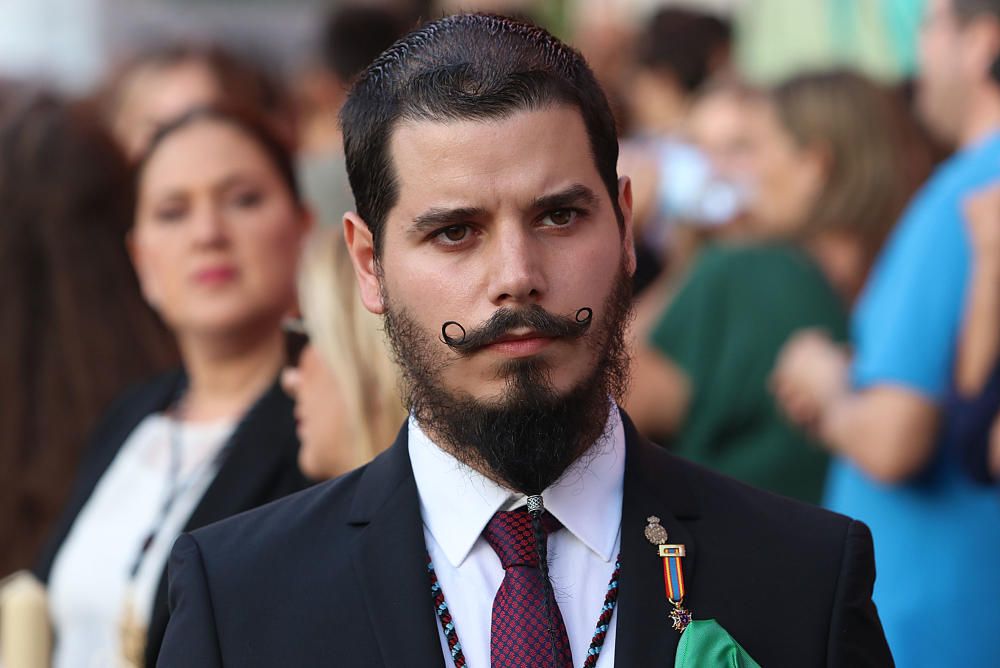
[659,544,687,604]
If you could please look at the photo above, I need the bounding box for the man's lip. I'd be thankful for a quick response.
[484,333,557,357]
[490,330,553,345]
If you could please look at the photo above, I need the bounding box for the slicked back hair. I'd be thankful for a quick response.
[340,13,622,256]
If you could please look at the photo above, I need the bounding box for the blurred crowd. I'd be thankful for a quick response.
[1,0,999,666]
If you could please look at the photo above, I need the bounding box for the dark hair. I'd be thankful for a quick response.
[954,0,1000,22]
[340,13,622,255]
[320,5,409,84]
[0,92,177,576]
[636,8,732,93]
[97,41,294,152]
[135,104,302,207]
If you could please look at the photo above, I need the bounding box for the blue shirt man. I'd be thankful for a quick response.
[828,131,1000,667]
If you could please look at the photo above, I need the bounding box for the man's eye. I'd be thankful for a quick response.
[438,225,469,243]
[542,209,577,227]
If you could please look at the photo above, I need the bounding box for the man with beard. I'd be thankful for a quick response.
[157,14,892,667]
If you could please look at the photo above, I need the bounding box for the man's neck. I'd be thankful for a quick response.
[959,88,1000,148]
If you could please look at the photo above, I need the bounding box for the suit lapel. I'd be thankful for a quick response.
[349,426,446,668]
[36,370,184,583]
[614,413,700,668]
[183,381,302,531]
[147,379,307,667]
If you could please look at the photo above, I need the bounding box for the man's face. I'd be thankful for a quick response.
[918,0,975,143]
[353,104,634,404]
[344,104,634,491]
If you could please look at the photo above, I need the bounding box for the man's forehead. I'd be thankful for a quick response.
[390,103,588,150]
[385,105,604,212]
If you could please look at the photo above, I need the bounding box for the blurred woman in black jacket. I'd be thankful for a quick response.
[37,105,313,668]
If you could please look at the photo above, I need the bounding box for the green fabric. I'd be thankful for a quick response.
[649,244,847,504]
[675,620,762,668]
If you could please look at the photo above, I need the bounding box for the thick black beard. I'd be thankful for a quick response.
[382,262,634,495]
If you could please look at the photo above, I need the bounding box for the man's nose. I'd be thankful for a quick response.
[486,223,547,306]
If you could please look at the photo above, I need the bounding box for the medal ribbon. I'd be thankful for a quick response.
[659,544,686,604]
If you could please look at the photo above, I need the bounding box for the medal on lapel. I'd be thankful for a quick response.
[645,516,692,632]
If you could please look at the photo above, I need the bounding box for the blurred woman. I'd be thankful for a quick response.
[626,70,930,503]
[36,105,312,668]
[0,92,176,579]
[281,225,404,479]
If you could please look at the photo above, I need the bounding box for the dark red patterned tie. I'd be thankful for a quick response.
[482,508,573,668]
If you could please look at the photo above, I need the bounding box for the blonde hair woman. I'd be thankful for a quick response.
[282,225,404,478]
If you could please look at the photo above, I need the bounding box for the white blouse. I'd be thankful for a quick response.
[48,414,234,668]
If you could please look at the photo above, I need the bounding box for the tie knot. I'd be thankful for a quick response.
[482,508,562,569]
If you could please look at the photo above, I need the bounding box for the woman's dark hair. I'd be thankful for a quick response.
[320,5,410,84]
[134,104,303,208]
[0,91,177,576]
[636,8,732,93]
[340,13,622,256]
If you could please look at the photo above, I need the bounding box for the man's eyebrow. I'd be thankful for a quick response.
[410,206,488,235]
[407,184,601,235]
[532,184,601,212]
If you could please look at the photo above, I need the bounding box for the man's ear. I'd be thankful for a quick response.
[343,212,386,315]
[618,176,637,277]
[964,15,1000,81]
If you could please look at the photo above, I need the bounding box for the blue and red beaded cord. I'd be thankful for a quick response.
[429,560,466,667]
[427,554,622,668]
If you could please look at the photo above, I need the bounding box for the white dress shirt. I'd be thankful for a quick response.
[409,407,624,668]
[48,414,233,668]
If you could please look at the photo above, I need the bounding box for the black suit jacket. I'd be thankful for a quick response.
[158,412,893,667]
[36,369,313,667]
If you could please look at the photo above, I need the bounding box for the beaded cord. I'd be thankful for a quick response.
[427,554,622,668]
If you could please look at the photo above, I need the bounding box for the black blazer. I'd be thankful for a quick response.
[36,369,313,667]
[157,412,893,667]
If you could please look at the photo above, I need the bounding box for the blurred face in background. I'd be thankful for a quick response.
[741,100,826,238]
[919,0,969,142]
[131,118,306,343]
[113,60,221,158]
[917,0,1000,145]
[687,88,755,179]
[281,342,349,479]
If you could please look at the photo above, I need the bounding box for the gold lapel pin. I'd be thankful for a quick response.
[645,515,692,632]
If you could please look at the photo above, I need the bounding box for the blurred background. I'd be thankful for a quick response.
[5,1,1000,667]
[0,0,924,92]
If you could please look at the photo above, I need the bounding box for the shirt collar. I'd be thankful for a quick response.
[408,404,625,568]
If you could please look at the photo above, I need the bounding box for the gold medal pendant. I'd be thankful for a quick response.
[119,589,147,668]
[645,516,692,633]
[669,604,693,632]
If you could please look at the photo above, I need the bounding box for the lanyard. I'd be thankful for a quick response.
[126,393,231,579]
[427,553,622,668]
